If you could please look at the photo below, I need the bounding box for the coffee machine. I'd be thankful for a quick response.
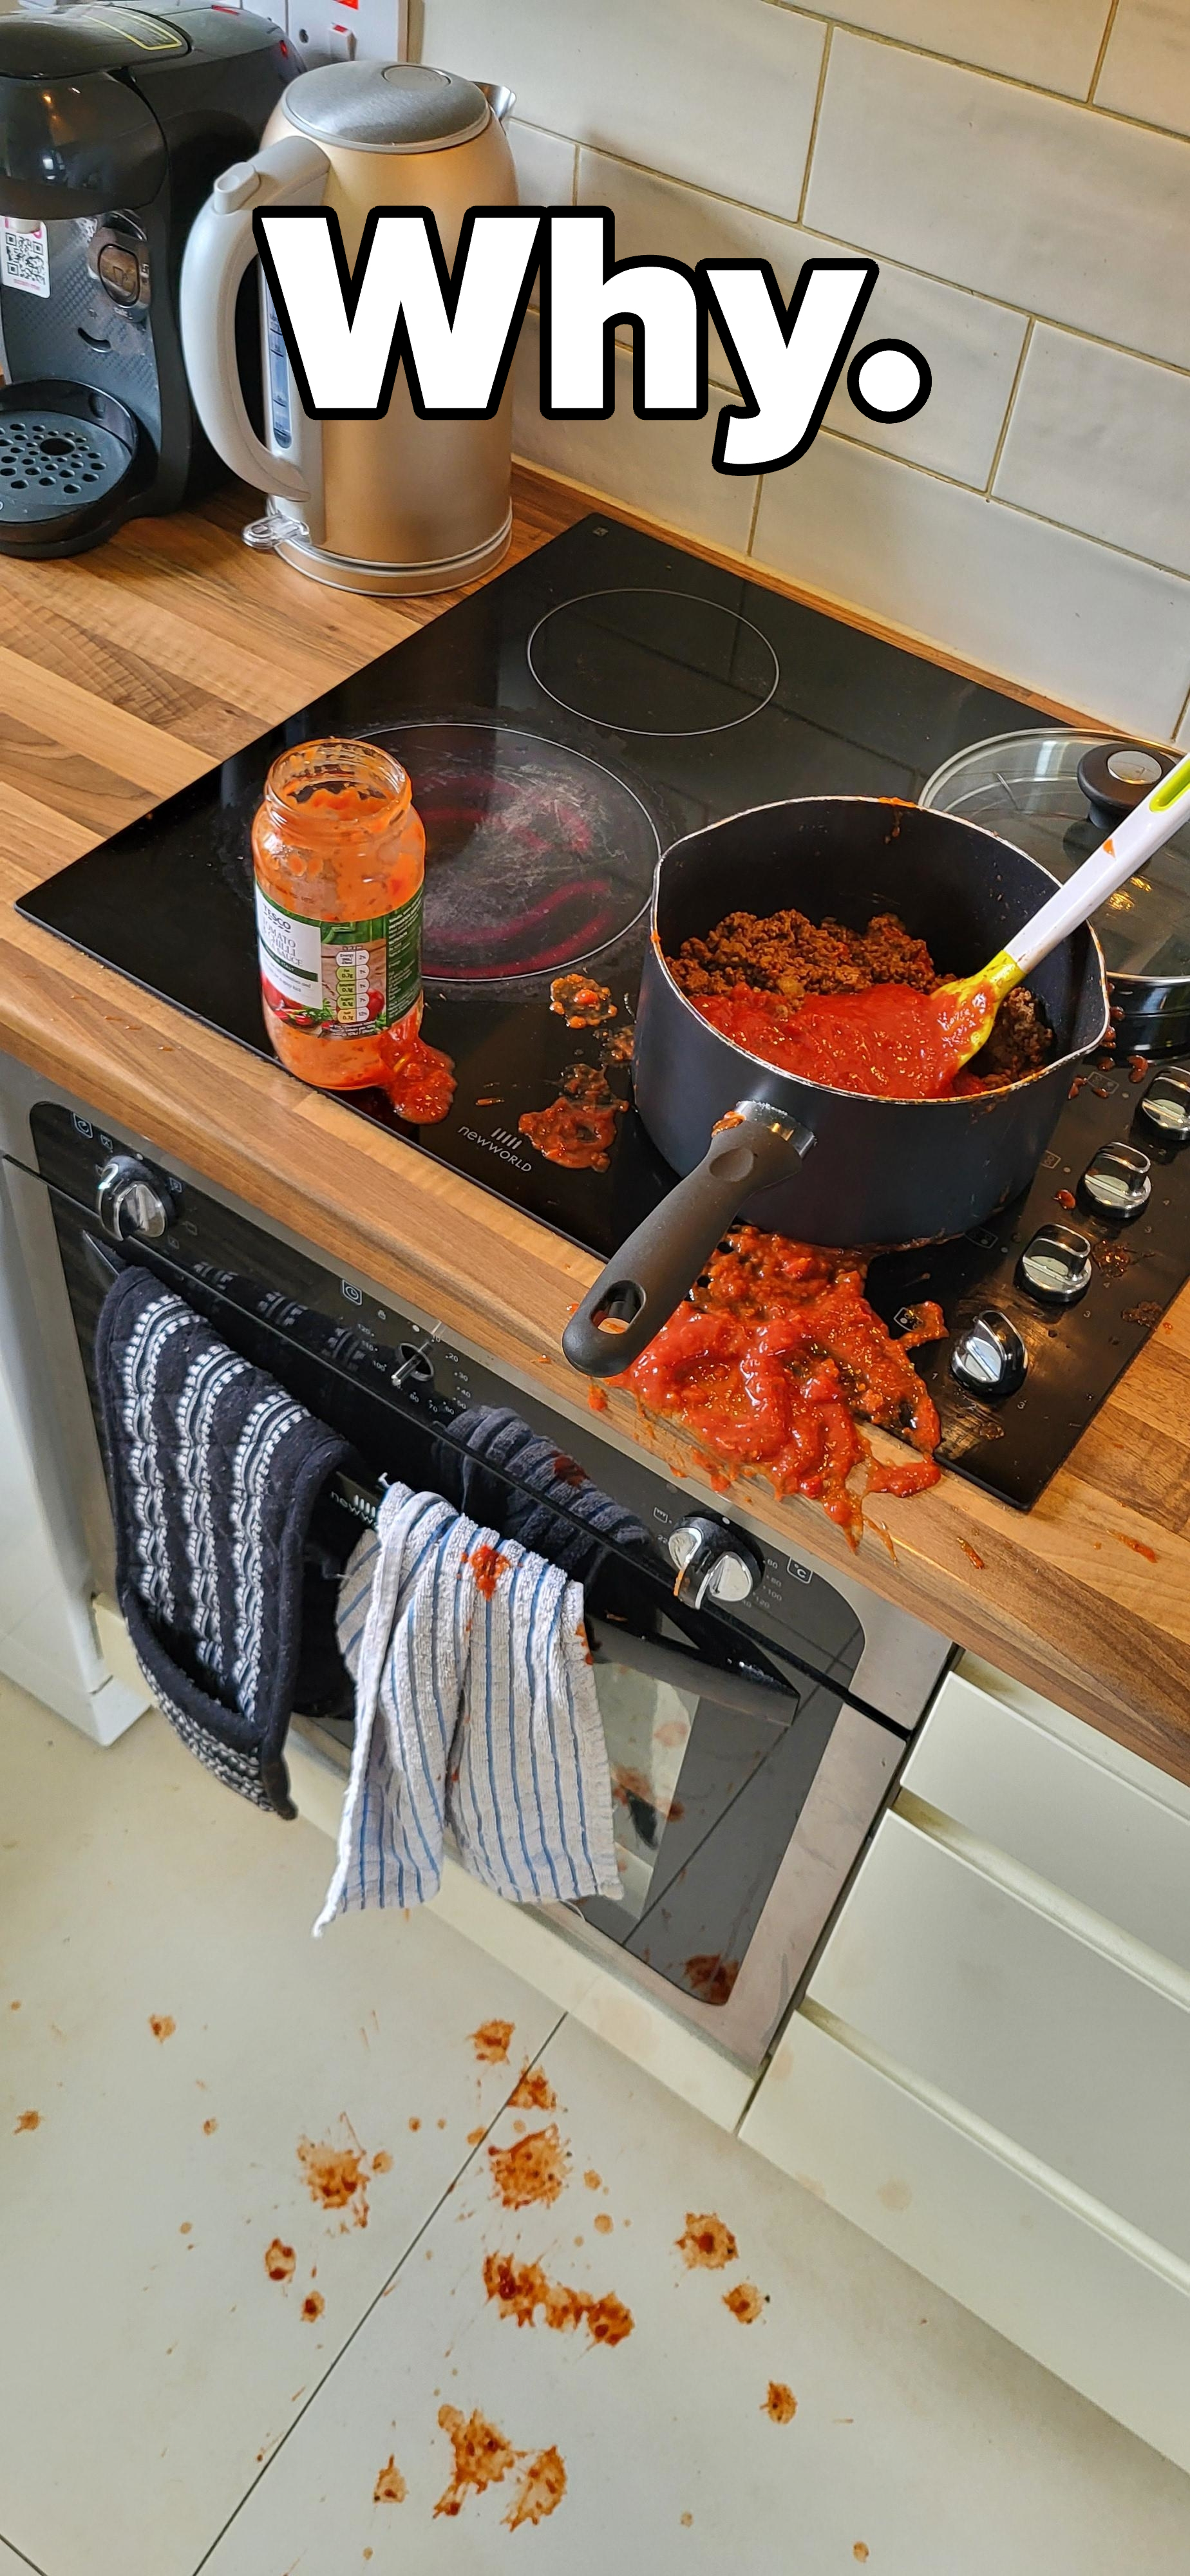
[0,2,298,556]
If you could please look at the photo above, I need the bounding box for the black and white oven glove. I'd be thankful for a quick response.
[96,1264,351,1817]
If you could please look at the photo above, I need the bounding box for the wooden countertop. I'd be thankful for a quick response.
[0,469,1185,1779]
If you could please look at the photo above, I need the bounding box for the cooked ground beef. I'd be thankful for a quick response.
[668,903,1053,1085]
[671,907,938,1005]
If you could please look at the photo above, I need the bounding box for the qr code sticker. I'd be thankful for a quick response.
[1,220,50,299]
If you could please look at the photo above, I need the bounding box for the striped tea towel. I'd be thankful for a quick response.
[314,1481,621,1926]
[96,1264,351,1817]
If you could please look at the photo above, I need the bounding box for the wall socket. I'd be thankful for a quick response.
[284,0,407,64]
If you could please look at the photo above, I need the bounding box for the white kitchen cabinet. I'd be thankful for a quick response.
[741,1654,1190,2474]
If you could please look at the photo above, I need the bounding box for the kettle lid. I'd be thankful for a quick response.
[284,60,490,153]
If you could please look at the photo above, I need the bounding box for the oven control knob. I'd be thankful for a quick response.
[950,1307,1027,1397]
[96,1155,169,1243]
[1081,1141,1151,1217]
[1141,1067,1190,1142]
[666,1516,764,1609]
[1016,1224,1093,1303]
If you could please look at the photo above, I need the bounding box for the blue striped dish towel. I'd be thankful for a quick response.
[314,1482,621,1927]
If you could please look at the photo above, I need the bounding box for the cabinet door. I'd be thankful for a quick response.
[741,2006,1190,2476]
[804,1809,1190,2257]
[903,1668,1190,1973]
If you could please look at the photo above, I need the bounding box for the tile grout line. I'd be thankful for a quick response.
[1088,0,1122,104]
[1175,680,1190,742]
[568,138,1190,385]
[982,316,1035,498]
[796,19,833,225]
[0,2539,48,2576]
[759,0,1188,144]
[745,477,765,557]
[186,2012,570,2576]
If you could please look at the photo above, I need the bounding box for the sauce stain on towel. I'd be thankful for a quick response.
[466,1544,510,1600]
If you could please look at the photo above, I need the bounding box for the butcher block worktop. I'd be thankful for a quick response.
[0,470,1186,1779]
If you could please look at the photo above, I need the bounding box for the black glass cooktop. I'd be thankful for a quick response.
[19,512,1190,1508]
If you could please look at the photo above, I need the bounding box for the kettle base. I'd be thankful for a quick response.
[255,507,513,597]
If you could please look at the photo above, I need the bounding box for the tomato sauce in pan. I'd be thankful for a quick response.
[614,1227,945,1542]
[692,981,998,1099]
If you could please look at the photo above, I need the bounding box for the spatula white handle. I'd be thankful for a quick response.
[1005,750,1190,980]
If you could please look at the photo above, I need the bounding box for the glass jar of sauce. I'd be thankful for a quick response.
[252,737,426,1090]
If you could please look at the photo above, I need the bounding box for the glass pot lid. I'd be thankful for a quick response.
[920,728,1190,985]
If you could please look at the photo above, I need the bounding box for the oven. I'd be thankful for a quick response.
[0,1062,953,2074]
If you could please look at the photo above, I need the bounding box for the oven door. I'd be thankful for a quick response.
[5,1099,923,2071]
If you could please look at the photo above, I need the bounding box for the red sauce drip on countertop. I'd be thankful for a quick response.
[379,1027,456,1124]
[614,1226,945,1542]
[693,981,999,1100]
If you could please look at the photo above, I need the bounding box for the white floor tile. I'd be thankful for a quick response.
[200,2019,1190,2576]
[0,1689,560,2576]
[0,2542,46,2575]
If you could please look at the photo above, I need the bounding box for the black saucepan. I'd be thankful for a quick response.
[563,797,1110,1377]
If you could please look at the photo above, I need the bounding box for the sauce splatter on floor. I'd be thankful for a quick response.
[509,2065,556,2112]
[764,2382,797,2424]
[681,2511,694,2528]
[583,2170,602,2192]
[505,2446,567,2531]
[482,2252,634,2347]
[593,2211,614,2236]
[299,2289,325,2323]
[723,2282,764,2324]
[677,2213,739,2270]
[149,2014,175,2043]
[264,2239,296,2283]
[488,2125,571,2210]
[202,2118,218,2136]
[854,2547,870,2563]
[470,2020,515,2065]
[468,2126,487,2147]
[373,2454,407,2504]
[433,2406,519,2519]
[297,2120,388,2230]
[14,2109,40,2134]
[408,2117,421,2132]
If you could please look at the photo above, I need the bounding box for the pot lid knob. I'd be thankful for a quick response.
[1076,741,1177,833]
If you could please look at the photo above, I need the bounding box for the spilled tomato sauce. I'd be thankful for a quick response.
[378,1027,456,1124]
[692,979,1000,1099]
[614,1226,943,1542]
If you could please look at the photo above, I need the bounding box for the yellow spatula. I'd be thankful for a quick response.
[934,748,1190,1071]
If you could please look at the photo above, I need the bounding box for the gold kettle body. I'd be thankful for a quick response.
[180,64,519,595]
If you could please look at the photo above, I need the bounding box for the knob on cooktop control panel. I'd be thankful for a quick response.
[1081,1142,1151,1218]
[1016,1224,1093,1303]
[1142,1068,1190,1142]
[950,1307,1027,1397]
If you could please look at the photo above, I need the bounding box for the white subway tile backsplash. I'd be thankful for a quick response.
[994,327,1190,579]
[752,432,1190,736]
[798,0,1110,97]
[507,119,576,213]
[1095,2,1190,141]
[578,149,1027,488]
[417,0,824,218]
[512,314,759,556]
[806,34,1190,371]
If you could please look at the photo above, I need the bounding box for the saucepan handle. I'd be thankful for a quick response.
[562,1101,814,1378]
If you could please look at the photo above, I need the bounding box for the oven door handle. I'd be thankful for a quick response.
[585,1615,798,1730]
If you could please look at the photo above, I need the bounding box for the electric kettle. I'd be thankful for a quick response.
[179,62,518,594]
